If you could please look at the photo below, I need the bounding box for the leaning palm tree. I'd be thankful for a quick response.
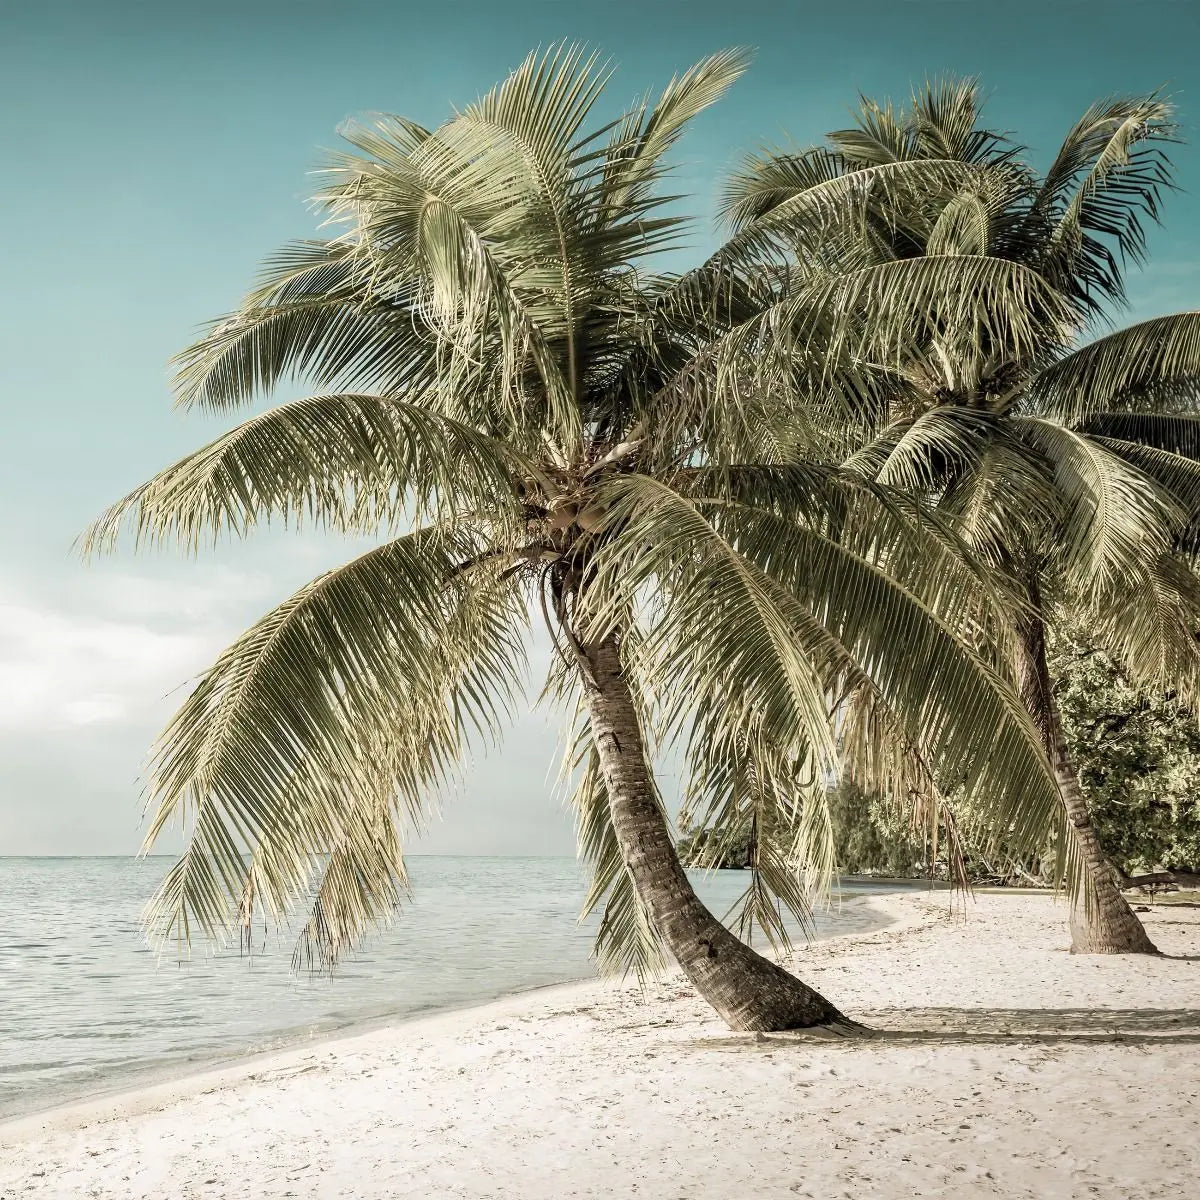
[88,50,1069,1031]
[723,80,1200,952]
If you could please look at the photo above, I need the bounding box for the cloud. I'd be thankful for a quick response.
[0,567,270,731]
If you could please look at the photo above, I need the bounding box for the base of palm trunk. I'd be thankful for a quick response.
[1068,893,1158,955]
[1016,595,1159,958]
[682,920,860,1032]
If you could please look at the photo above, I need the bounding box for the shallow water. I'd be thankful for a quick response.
[0,856,903,1119]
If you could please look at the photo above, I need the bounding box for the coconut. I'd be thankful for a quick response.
[576,505,606,532]
[547,503,579,531]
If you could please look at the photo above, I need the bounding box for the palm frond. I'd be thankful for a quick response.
[1032,312,1200,420]
[1015,417,1181,590]
[453,44,612,405]
[761,255,1074,385]
[319,101,592,442]
[839,409,1055,558]
[676,460,1024,654]
[290,751,411,972]
[172,290,435,414]
[591,481,839,807]
[1035,96,1176,310]
[142,526,529,959]
[719,145,845,231]
[836,680,971,887]
[1080,412,1200,459]
[1090,437,1200,519]
[828,95,916,165]
[870,406,992,491]
[599,48,752,214]
[82,394,525,553]
[593,475,1064,872]
[927,187,991,257]
[678,702,823,951]
[938,437,1055,558]
[1083,553,1200,705]
[909,76,1014,166]
[719,158,977,264]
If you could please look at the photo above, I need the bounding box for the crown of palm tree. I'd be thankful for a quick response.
[722,80,1200,705]
[88,52,1069,981]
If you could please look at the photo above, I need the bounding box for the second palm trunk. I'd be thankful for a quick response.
[1017,594,1157,955]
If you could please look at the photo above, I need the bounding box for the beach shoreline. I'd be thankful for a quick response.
[2,890,904,1137]
[4,891,1197,1198]
[0,861,900,1128]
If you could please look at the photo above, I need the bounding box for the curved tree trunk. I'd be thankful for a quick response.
[1015,585,1157,955]
[1051,724,1158,953]
[579,632,856,1032]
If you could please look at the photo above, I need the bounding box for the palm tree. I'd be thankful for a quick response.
[723,80,1200,953]
[88,50,1068,1031]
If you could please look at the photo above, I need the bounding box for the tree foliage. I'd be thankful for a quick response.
[88,51,1079,983]
[84,53,1200,989]
[1052,628,1200,876]
[678,781,927,878]
[678,634,1200,885]
[717,79,1200,928]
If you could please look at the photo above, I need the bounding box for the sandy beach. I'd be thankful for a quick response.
[2,891,1197,1199]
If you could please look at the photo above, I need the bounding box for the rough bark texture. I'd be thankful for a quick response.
[580,633,855,1032]
[1052,722,1159,953]
[1016,588,1158,955]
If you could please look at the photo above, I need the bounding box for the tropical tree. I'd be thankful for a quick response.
[87,50,1069,1032]
[723,79,1200,952]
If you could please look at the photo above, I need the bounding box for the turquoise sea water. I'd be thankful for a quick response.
[0,856,901,1120]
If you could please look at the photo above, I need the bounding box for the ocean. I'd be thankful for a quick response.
[0,856,902,1120]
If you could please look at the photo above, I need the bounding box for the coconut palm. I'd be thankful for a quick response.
[724,80,1200,952]
[87,50,1070,1031]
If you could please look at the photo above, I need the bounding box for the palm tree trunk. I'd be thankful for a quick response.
[1015,587,1157,955]
[579,632,856,1032]
[1052,723,1158,953]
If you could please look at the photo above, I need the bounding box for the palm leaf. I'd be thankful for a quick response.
[1015,417,1180,590]
[1080,412,1200,459]
[592,476,1065,872]
[1035,95,1175,309]
[172,290,436,414]
[909,77,1013,165]
[1089,437,1200,519]
[1083,554,1200,705]
[757,255,1074,385]
[599,48,752,214]
[82,393,526,552]
[1033,312,1200,420]
[719,146,845,231]
[142,526,528,957]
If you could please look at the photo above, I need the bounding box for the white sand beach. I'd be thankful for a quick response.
[3,892,1197,1199]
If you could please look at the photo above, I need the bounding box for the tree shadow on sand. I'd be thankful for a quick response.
[698,1008,1200,1048]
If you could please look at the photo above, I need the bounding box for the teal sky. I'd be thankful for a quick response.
[2,0,1199,854]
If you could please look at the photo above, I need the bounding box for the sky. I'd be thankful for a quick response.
[2,0,1199,856]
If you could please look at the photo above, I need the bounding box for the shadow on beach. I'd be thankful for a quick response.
[697,1007,1200,1048]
